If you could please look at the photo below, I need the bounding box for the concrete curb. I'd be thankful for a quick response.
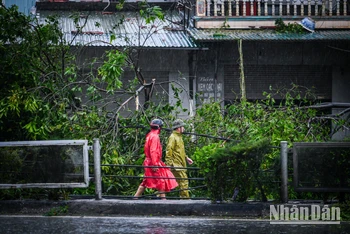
[0,199,272,218]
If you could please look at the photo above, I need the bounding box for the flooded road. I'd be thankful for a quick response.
[1,216,349,234]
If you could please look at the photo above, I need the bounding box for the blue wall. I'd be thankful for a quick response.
[4,0,36,16]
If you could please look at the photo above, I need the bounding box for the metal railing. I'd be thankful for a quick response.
[0,137,286,201]
[197,0,349,17]
[92,139,288,202]
[99,163,206,200]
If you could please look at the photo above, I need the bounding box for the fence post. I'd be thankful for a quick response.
[93,138,102,200]
[280,141,288,203]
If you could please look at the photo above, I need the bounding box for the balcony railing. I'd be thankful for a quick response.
[196,0,349,17]
[194,0,350,29]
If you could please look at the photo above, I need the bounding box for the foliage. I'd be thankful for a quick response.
[139,5,164,23]
[97,50,126,93]
[275,18,305,34]
[335,201,350,221]
[0,3,169,199]
[193,138,271,202]
[0,2,166,142]
[187,84,332,201]
[188,84,329,149]
[0,5,70,140]
[295,145,350,191]
[1,5,348,203]
[220,18,230,29]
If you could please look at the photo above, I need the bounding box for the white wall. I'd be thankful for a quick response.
[169,71,191,119]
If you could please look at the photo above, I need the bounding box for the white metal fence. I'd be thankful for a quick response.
[197,0,349,17]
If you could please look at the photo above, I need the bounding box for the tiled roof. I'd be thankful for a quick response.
[38,10,199,48]
[188,28,350,41]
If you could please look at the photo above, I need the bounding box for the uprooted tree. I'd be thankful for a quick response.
[0,2,182,141]
[0,2,188,198]
[1,3,350,201]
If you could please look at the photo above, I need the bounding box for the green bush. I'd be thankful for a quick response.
[193,138,272,202]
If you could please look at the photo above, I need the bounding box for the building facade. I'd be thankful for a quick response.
[33,1,350,138]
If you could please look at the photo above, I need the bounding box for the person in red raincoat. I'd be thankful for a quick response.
[134,119,178,199]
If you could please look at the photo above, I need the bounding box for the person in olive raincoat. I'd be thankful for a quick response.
[134,119,178,200]
[165,119,193,198]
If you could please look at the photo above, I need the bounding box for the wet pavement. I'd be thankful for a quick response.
[1,215,350,234]
[1,199,350,233]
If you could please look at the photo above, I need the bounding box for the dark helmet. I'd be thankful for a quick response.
[150,119,163,128]
[172,119,185,130]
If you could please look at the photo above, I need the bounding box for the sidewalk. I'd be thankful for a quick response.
[0,199,272,218]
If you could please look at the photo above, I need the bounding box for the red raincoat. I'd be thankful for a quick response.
[140,129,178,192]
